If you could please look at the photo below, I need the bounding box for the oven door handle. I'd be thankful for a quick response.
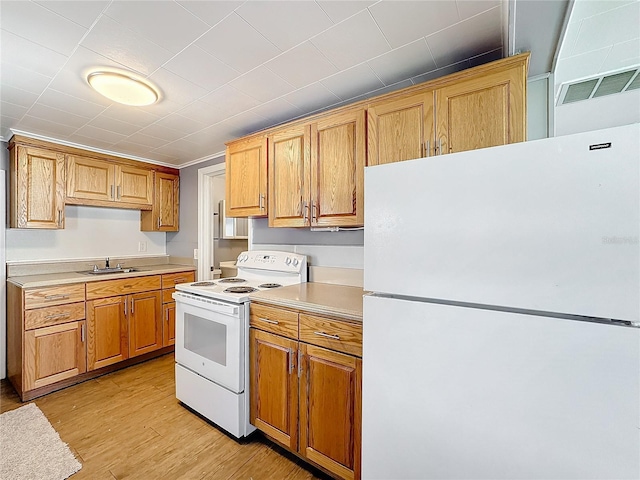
[173,292,239,316]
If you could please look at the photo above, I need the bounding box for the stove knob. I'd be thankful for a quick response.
[292,258,299,267]
[285,257,291,265]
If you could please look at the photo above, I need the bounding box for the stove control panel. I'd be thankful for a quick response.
[236,250,307,273]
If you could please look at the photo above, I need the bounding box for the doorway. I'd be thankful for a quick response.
[197,164,249,280]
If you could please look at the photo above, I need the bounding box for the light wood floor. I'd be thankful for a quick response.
[0,354,328,480]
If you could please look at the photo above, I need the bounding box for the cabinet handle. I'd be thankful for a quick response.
[302,201,308,223]
[124,298,127,316]
[157,217,161,229]
[437,138,443,155]
[57,209,63,227]
[288,348,294,375]
[45,312,71,320]
[426,140,431,157]
[81,323,85,342]
[117,185,121,199]
[111,185,115,199]
[44,294,69,301]
[131,298,134,314]
[297,349,303,378]
[259,193,265,210]
[314,331,340,340]
[173,278,185,284]
[256,317,278,325]
[311,202,318,223]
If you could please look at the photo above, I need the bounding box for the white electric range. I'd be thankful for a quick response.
[172,250,307,438]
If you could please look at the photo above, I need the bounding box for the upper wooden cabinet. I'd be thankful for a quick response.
[225,135,268,218]
[9,145,65,229]
[268,108,365,228]
[141,172,179,231]
[66,155,153,209]
[367,91,434,166]
[7,135,180,230]
[368,53,528,164]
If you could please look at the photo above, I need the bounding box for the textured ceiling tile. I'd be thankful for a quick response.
[456,0,501,20]
[34,0,109,28]
[163,45,240,91]
[37,88,108,118]
[177,1,242,27]
[100,104,161,129]
[321,63,384,101]
[265,42,338,88]
[88,115,141,136]
[199,84,261,114]
[154,113,208,135]
[572,2,640,56]
[367,39,437,85]
[316,1,376,23]
[196,13,281,73]
[147,68,209,106]
[74,124,128,144]
[283,82,341,114]
[236,1,333,51]
[28,103,92,129]
[104,0,210,54]
[311,11,391,70]
[369,1,460,49]
[17,115,77,138]
[0,30,68,77]
[0,85,39,108]
[0,63,52,95]
[229,66,294,102]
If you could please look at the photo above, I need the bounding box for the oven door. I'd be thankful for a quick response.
[174,293,244,393]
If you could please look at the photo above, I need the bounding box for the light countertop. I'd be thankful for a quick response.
[8,264,196,288]
[250,282,366,322]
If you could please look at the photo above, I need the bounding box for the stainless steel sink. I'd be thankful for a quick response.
[78,267,141,275]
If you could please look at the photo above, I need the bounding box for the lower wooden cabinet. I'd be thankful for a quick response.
[250,328,299,450]
[249,303,362,480]
[128,291,162,357]
[163,303,176,346]
[87,296,128,370]
[24,320,87,391]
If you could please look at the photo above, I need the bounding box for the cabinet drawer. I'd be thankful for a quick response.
[25,302,86,330]
[86,275,161,300]
[299,314,362,357]
[24,284,85,309]
[162,271,195,303]
[250,303,298,339]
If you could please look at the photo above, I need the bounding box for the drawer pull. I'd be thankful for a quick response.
[173,278,185,284]
[314,331,340,340]
[124,285,133,288]
[44,313,71,320]
[44,294,70,301]
[257,317,279,325]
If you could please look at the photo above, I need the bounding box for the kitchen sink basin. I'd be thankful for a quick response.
[78,267,143,275]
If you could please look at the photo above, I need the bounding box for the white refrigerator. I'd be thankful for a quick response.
[362,124,640,479]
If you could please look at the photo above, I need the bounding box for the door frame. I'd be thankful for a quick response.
[197,163,225,280]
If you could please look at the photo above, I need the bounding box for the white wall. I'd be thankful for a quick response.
[527,76,552,140]
[555,90,640,136]
[6,205,165,262]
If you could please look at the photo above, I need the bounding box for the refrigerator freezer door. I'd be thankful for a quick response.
[362,295,640,480]
[364,124,639,321]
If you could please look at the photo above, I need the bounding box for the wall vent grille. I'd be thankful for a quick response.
[558,66,640,105]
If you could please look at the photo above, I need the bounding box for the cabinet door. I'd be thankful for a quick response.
[299,343,362,480]
[87,296,128,370]
[163,302,176,347]
[12,146,65,228]
[367,92,435,165]
[115,165,153,206]
[226,136,268,217]
[66,154,114,202]
[24,321,86,390]
[156,172,179,230]
[128,291,162,357]
[250,328,299,450]
[268,124,310,227]
[435,65,526,154]
[310,109,365,227]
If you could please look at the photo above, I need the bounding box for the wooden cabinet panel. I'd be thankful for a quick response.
[24,321,86,390]
[311,109,365,227]
[66,155,114,202]
[299,314,362,357]
[86,275,161,300]
[141,172,180,231]
[25,302,86,330]
[24,283,86,309]
[250,303,299,339]
[268,124,310,227]
[87,296,128,370]
[435,64,527,155]
[299,344,362,480]
[161,271,195,290]
[250,328,299,450]
[163,302,176,347]
[116,165,153,205]
[11,145,65,228]
[367,92,434,165]
[226,135,268,217]
[128,291,162,357]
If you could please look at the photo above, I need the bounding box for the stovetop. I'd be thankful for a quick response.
[175,250,307,304]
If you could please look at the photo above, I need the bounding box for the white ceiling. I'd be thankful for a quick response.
[0,0,577,167]
[554,0,640,97]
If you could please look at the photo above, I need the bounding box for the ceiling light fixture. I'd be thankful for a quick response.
[87,70,160,106]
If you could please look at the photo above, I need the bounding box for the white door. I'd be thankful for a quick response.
[175,297,243,393]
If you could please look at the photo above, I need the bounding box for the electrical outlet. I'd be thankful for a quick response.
[193,248,198,259]
[138,241,147,252]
